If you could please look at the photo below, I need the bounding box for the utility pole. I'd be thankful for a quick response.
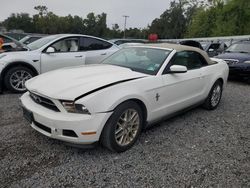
[123,15,129,39]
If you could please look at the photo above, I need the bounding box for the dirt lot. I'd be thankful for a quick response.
[0,81,249,188]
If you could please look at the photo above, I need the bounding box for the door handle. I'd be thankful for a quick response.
[101,53,107,55]
[75,55,83,58]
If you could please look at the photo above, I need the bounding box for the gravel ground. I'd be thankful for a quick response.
[0,81,249,188]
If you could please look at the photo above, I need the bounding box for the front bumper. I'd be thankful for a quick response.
[20,92,113,144]
[229,64,250,78]
[0,75,3,93]
[0,63,5,93]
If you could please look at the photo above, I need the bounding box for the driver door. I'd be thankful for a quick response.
[157,51,207,116]
[40,37,86,73]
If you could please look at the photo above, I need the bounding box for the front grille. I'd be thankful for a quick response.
[224,59,239,65]
[29,92,60,112]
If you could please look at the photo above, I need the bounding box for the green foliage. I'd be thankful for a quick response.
[1,5,146,39]
[186,0,250,37]
[185,7,218,37]
[83,13,107,36]
[149,1,187,38]
[3,13,35,33]
[149,0,250,38]
[34,5,48,17]
[1,0,249,39]
[148,0,203,39]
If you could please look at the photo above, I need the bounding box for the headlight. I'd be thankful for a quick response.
[61,101,90,114]
[244,61,250,64]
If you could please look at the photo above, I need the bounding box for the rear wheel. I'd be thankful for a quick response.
[4,66,34,93]
[101,101,143,152]
[203,80,223,110]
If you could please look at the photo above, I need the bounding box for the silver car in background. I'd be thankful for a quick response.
[0,34,119,93]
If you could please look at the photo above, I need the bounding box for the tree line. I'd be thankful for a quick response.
[0,0,249,39]
[0,5,147,39]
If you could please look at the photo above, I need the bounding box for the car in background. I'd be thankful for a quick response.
[0,33,28,52]
[109,39,147,46]
[201,41,227,57]
[215,40,250,81]
[0,34,119,93]
[21,43,228,152]
[20,34,45,45]
[179,40,203,50]
[119,42,146,48]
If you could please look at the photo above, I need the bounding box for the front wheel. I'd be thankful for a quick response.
[203,80,223,110]
[101,101,143,152]
[4,66,34,93]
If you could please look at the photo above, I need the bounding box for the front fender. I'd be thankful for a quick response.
[0,52,41,74]
[75,76,162,123]
[76,86,150,114]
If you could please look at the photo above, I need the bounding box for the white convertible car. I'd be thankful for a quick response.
[21,44,229,152]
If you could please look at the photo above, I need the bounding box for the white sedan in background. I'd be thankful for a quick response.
[0,34,119,92]
[21,44,229,152]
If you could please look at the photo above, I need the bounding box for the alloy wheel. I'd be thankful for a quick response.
[9,70,32,92]
[115,109,140,146]
[211,84,222,107]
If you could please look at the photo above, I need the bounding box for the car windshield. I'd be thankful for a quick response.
[226,43,250,53]
[19,36,29,43]
[27,35,60,50]
[102,47,171,75]
[201,42,209,49]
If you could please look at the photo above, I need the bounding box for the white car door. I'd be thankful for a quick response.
[79,37,118,64]
[157,51,207,116]
[40,37,86,73]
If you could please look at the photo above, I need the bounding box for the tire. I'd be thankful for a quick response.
[4,66,34,93]
[101,101,143,152]
[203,80,223,110]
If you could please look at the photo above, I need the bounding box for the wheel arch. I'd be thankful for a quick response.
[203,77,224,110]
[0,62,39,89]
[213,77,224,91]
[112,98,148,128]
[99,97,149,151]
[216,77,224,86]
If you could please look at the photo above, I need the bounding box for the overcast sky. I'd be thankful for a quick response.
[1,0,171,29]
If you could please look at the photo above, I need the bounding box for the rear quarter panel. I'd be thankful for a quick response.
[203,58,229,97]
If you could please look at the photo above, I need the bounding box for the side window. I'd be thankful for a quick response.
[170,51,207,70]
[50,38,79,52]
[79,37,112,51]
[26,37,40,44]
[208,43,220,51]
[2,37,12,43]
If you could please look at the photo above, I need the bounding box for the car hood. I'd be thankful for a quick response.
[26,64,148,100]
[216,52,250,62]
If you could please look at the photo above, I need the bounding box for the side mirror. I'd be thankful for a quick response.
[168,65,187,73]
[46,47,55,53]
